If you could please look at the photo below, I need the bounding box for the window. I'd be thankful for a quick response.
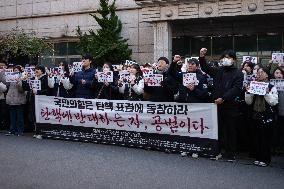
[39,41,81,67]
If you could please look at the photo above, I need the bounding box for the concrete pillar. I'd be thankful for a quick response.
[153,21,172,63]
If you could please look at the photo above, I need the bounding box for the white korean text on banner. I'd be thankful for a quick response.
[35,95,218,156]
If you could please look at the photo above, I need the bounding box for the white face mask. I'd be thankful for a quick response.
[253,69,258,74]
[222,58,233,67]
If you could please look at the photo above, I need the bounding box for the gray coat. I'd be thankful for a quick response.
[6,81,26,105]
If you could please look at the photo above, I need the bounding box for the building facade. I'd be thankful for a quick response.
[1,0,284,66]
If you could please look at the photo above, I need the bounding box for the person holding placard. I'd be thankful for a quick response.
[22,65,49,139]
[93,62,119,100]
[144,57,179,102]
[245,67,278,167]
[118,63,144,101]
[48,61,73,98]
[5,66,26,136]
[199,48,244,162]
[177,58,208,103]
[272,67,284,152]
[72,55,96,99]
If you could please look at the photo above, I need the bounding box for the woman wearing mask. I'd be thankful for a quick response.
[118,63,144,101]
[5,66,26,136]
[245,67,278,167]
[48,61,73,98]
[93,62,119,100]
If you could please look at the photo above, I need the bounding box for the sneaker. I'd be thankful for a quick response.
[210,153,222,160]
[227,156,236,162]
[36,135,43,140]
[258,162,268,167]
[5,132,14,136]
[253,160,260,165]
[192,153,199,158]
[180,152,188,157]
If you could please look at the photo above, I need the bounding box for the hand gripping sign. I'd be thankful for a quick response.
[29,79,41,91]
[144,74,163,86]
[5,72,20,83]
[272,53,284,66]
[73,62,83,73]
[97,71,114,83]
[248,81,269,96]
[119,70,131,83]
[270,79,284,91]
[183,73,199,86]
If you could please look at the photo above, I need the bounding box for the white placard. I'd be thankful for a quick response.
[270,79,284,91]
[142,68,154,77]
[125,60,136,66]
[185,57,199,65]
[29,79,41,91]
[272,53,284,66]
[243,74,257,86]
[50,67,64,76]
[183,73,199,86]
[113,65,122,71]
[248,81,269,95]
[243,56,258,64]
[5,72,20,82]
[144,74,163,86]
[4,69,13,73]
[119,70,131,83]
[73,62,83,73]
[97,71,113,83]
[24,67,35,79]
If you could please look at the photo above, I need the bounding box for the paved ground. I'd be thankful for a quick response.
[0,133,284,189]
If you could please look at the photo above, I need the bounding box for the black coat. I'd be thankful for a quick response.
[144,68,179,102]
[199,57,244,110]
[178,71,209,103]
[93,72,119,100]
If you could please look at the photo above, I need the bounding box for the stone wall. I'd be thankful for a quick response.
[0,0,154,63]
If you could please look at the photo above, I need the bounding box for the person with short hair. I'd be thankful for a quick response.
[144,57,179,102]
[177,58,209,103]
[199,48,244,161]
[72,55,96,99]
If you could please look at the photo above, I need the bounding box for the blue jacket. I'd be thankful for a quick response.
[74,67,96,99]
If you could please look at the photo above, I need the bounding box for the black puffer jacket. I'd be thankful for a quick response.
[199,57,244,109]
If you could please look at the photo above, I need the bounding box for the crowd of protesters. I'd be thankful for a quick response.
[0,48,284,167]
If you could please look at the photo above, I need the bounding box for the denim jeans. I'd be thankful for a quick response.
[9,105,24,134]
